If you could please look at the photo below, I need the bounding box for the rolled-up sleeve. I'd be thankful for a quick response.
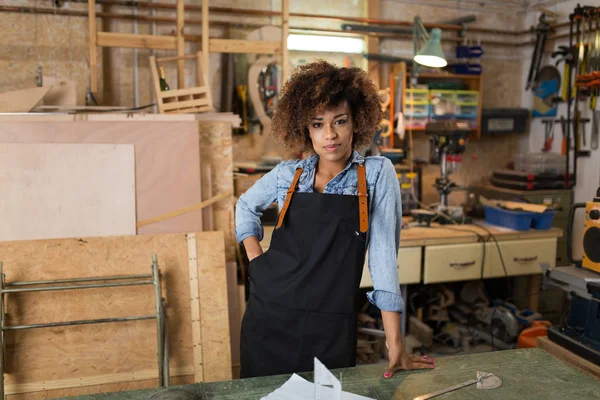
[365,158,404,313]
[235,164,280,244]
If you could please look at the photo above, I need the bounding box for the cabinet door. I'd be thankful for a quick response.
[360,247,422,288]
[486,238,557,278]
[424,243,485,284]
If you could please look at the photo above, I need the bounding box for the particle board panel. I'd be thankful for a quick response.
[0,121,202,236]
[0,143,136,241]
[0,231,230,397]
[198,122,235,262]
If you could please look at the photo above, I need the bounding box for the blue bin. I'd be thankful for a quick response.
[531,210,556,230]
[483,206,534,231]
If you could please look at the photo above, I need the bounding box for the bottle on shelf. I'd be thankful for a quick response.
[159,66,170,91]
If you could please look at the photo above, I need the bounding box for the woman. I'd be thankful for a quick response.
[235,60,434,379]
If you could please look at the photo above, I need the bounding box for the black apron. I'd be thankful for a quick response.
[240,164,369,378]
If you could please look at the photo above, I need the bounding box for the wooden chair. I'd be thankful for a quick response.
[149,51,213,114]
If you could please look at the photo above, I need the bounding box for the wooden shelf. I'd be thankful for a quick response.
[409,73,482,80]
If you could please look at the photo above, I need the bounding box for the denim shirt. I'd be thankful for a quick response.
[235,151,404,313]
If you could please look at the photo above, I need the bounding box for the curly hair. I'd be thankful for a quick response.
[271,60,382,152]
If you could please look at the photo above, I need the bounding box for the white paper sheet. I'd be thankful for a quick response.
[260,373,374,400]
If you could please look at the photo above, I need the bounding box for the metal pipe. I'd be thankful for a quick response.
[152,254,164,387]
[0,4,576,48]
[57,0,526,36]
[133,5,140,108]
[1,280,154,293]
[7,274,152,286]
[2,315,156,331]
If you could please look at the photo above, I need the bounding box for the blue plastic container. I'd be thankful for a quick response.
[483,206,534,231]
[531,210,556,230]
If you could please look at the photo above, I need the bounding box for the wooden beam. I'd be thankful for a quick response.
[176,0,185,88]
[97,31,177,49]
[281,0,289,84]
[88,0,98,94]
[202,0,209,81]
[209,39,281,54]
[97,33,282,54]
[365,0,380,88]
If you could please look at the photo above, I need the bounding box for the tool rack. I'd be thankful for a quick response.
[0,255,169,400]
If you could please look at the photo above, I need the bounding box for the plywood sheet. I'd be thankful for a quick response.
[0,121,202,235]
[0,88,50,113]
[0,143,135,241]
[0,231,230,395]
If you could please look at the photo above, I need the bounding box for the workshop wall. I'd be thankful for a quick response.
[379,1,527,205]
[521,1,600,260]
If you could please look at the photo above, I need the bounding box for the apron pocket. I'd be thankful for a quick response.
[334,221,366,264]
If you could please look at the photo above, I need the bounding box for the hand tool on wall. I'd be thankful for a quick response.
[526,13,551,91]
[592,110,600,150]
[552,45,576,101]
[561,115,568,155]
[542,120,555,152]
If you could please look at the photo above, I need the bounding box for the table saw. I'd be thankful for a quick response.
[54,349,598,400]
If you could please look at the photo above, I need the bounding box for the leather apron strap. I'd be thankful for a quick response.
[357,163,369,233]
[276,168,303,229]
[275,164,369,231]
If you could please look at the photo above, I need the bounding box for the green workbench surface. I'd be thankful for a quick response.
[59,349,599,400]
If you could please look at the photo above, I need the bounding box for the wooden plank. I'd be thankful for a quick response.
[156,54,198,63]
[187,234,204,382]
[0,143,136,241]
[88,0,98,94]
[281,0,289,82]
[7,375,194,400]
[42,77,77,107]
[537,336,600,379]
[196,232,232,382]
[209,39,281,54]
[226,262,241,377]
[196,51,213,110]
[176,0,185,88]
[201,0,209,79]
[161,97,210,111]
[0,121,203,236]
[136,190,233,229]
[0,88,50,113]
[202,164,215,231]
[365,0,380,88]
[5,366,194,395]
[0,231,230,395]
[168,106,212,114]
[159,86,208,99]
[97,32,177,50]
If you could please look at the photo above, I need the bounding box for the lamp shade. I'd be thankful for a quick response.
[414,28,447,68]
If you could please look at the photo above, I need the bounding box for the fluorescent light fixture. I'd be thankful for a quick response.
[287,34,365,54]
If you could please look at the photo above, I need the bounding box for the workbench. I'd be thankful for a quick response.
[53,348,599,400]
[262,221,562,293]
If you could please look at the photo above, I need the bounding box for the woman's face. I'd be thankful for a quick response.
[307,101,354,164]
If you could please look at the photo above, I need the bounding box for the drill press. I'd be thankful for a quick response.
[411,120,471,225]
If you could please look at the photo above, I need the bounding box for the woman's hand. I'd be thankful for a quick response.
[384,339,435,378]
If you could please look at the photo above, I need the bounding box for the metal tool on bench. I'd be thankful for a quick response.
[410,120,470,225]
[0,255,169,400]
[410,371,502,400]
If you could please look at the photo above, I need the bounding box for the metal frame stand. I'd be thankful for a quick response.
[0,254,169,399]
